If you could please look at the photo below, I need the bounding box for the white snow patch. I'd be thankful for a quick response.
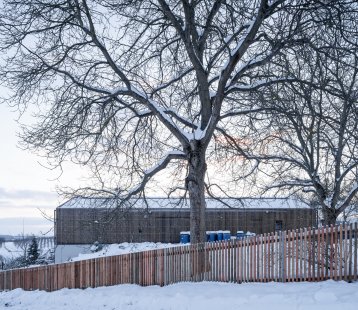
[144,151,185,175]
[0,280,357,310]
[314,290,338,302]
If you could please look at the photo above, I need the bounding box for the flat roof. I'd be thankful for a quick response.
[58,197,311,210]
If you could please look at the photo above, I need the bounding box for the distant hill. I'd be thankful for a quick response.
[0,235,15,242]
[0,235,54,242]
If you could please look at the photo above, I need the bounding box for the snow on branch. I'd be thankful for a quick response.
[218,1,266,84]
[226,77,295,94]
[129,85,191,146]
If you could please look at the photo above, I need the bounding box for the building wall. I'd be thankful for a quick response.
[55,208,317,244]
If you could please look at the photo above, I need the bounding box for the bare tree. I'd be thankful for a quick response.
[242,29,358,225]
[0,0,339,242]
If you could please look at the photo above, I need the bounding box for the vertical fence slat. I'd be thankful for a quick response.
[340,225,343,282]
[283,229,286,282]
[349,223,353,282]
[236,241,241,283]
[308,227,311,282]
[312,227,316,281]
[317,227,321,281]
[290,229,294,282]
[261,234,265,282]
[330,225,334,280]
[323,226,327,280]
[324,226,328,280]
[345,224,349,282]
[354,222,358,282]
[246,235,249,282]
[334,225,338,281]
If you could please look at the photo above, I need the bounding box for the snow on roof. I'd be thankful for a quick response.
[58,197,311,210]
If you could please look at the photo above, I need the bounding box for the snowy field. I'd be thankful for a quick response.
[1,280,357,310]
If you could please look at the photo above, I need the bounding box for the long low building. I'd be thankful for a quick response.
[54,197,317,262]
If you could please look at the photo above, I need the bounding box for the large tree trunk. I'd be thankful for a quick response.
[187,140,207,244]
[322,207,338,226]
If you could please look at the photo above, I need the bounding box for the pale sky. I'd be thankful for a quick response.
[0,102,86,236]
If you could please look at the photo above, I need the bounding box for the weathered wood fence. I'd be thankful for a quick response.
[0,223,357,291]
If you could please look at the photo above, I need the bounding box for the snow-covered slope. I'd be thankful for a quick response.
[69,242,182,262]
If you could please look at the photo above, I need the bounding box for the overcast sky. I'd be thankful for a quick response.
[0,102,86,236]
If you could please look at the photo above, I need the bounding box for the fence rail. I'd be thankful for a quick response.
[0,223,357,291]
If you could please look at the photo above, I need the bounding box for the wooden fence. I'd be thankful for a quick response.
[0,223,357,291]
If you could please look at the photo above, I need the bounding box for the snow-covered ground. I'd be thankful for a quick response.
[1,280,357,310]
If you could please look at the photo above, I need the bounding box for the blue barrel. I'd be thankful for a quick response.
[217,230,224,241]
[180,231,190,244]
[223,230,231,240]
[236,230,245,240]
[206,231,217,242]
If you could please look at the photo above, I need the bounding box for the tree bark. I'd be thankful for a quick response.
[187,140,207,244]
[322,207,338,226]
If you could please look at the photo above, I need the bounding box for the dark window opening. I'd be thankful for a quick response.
[275,220,283,231]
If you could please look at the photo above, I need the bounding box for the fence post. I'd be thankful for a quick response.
[349,223,353,282]
[280,230,286,282]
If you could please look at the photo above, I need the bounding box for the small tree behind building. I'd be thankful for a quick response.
[27,237,39,265]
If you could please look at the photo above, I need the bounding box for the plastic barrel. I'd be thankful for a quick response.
[217,230,224,241]
[236,230,245,240]
[223,230,231,240]
[180,231,190,244]
[209,231,217,242]
[206,231,217,242]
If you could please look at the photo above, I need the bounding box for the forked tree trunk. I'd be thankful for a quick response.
[187,140,207,244]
